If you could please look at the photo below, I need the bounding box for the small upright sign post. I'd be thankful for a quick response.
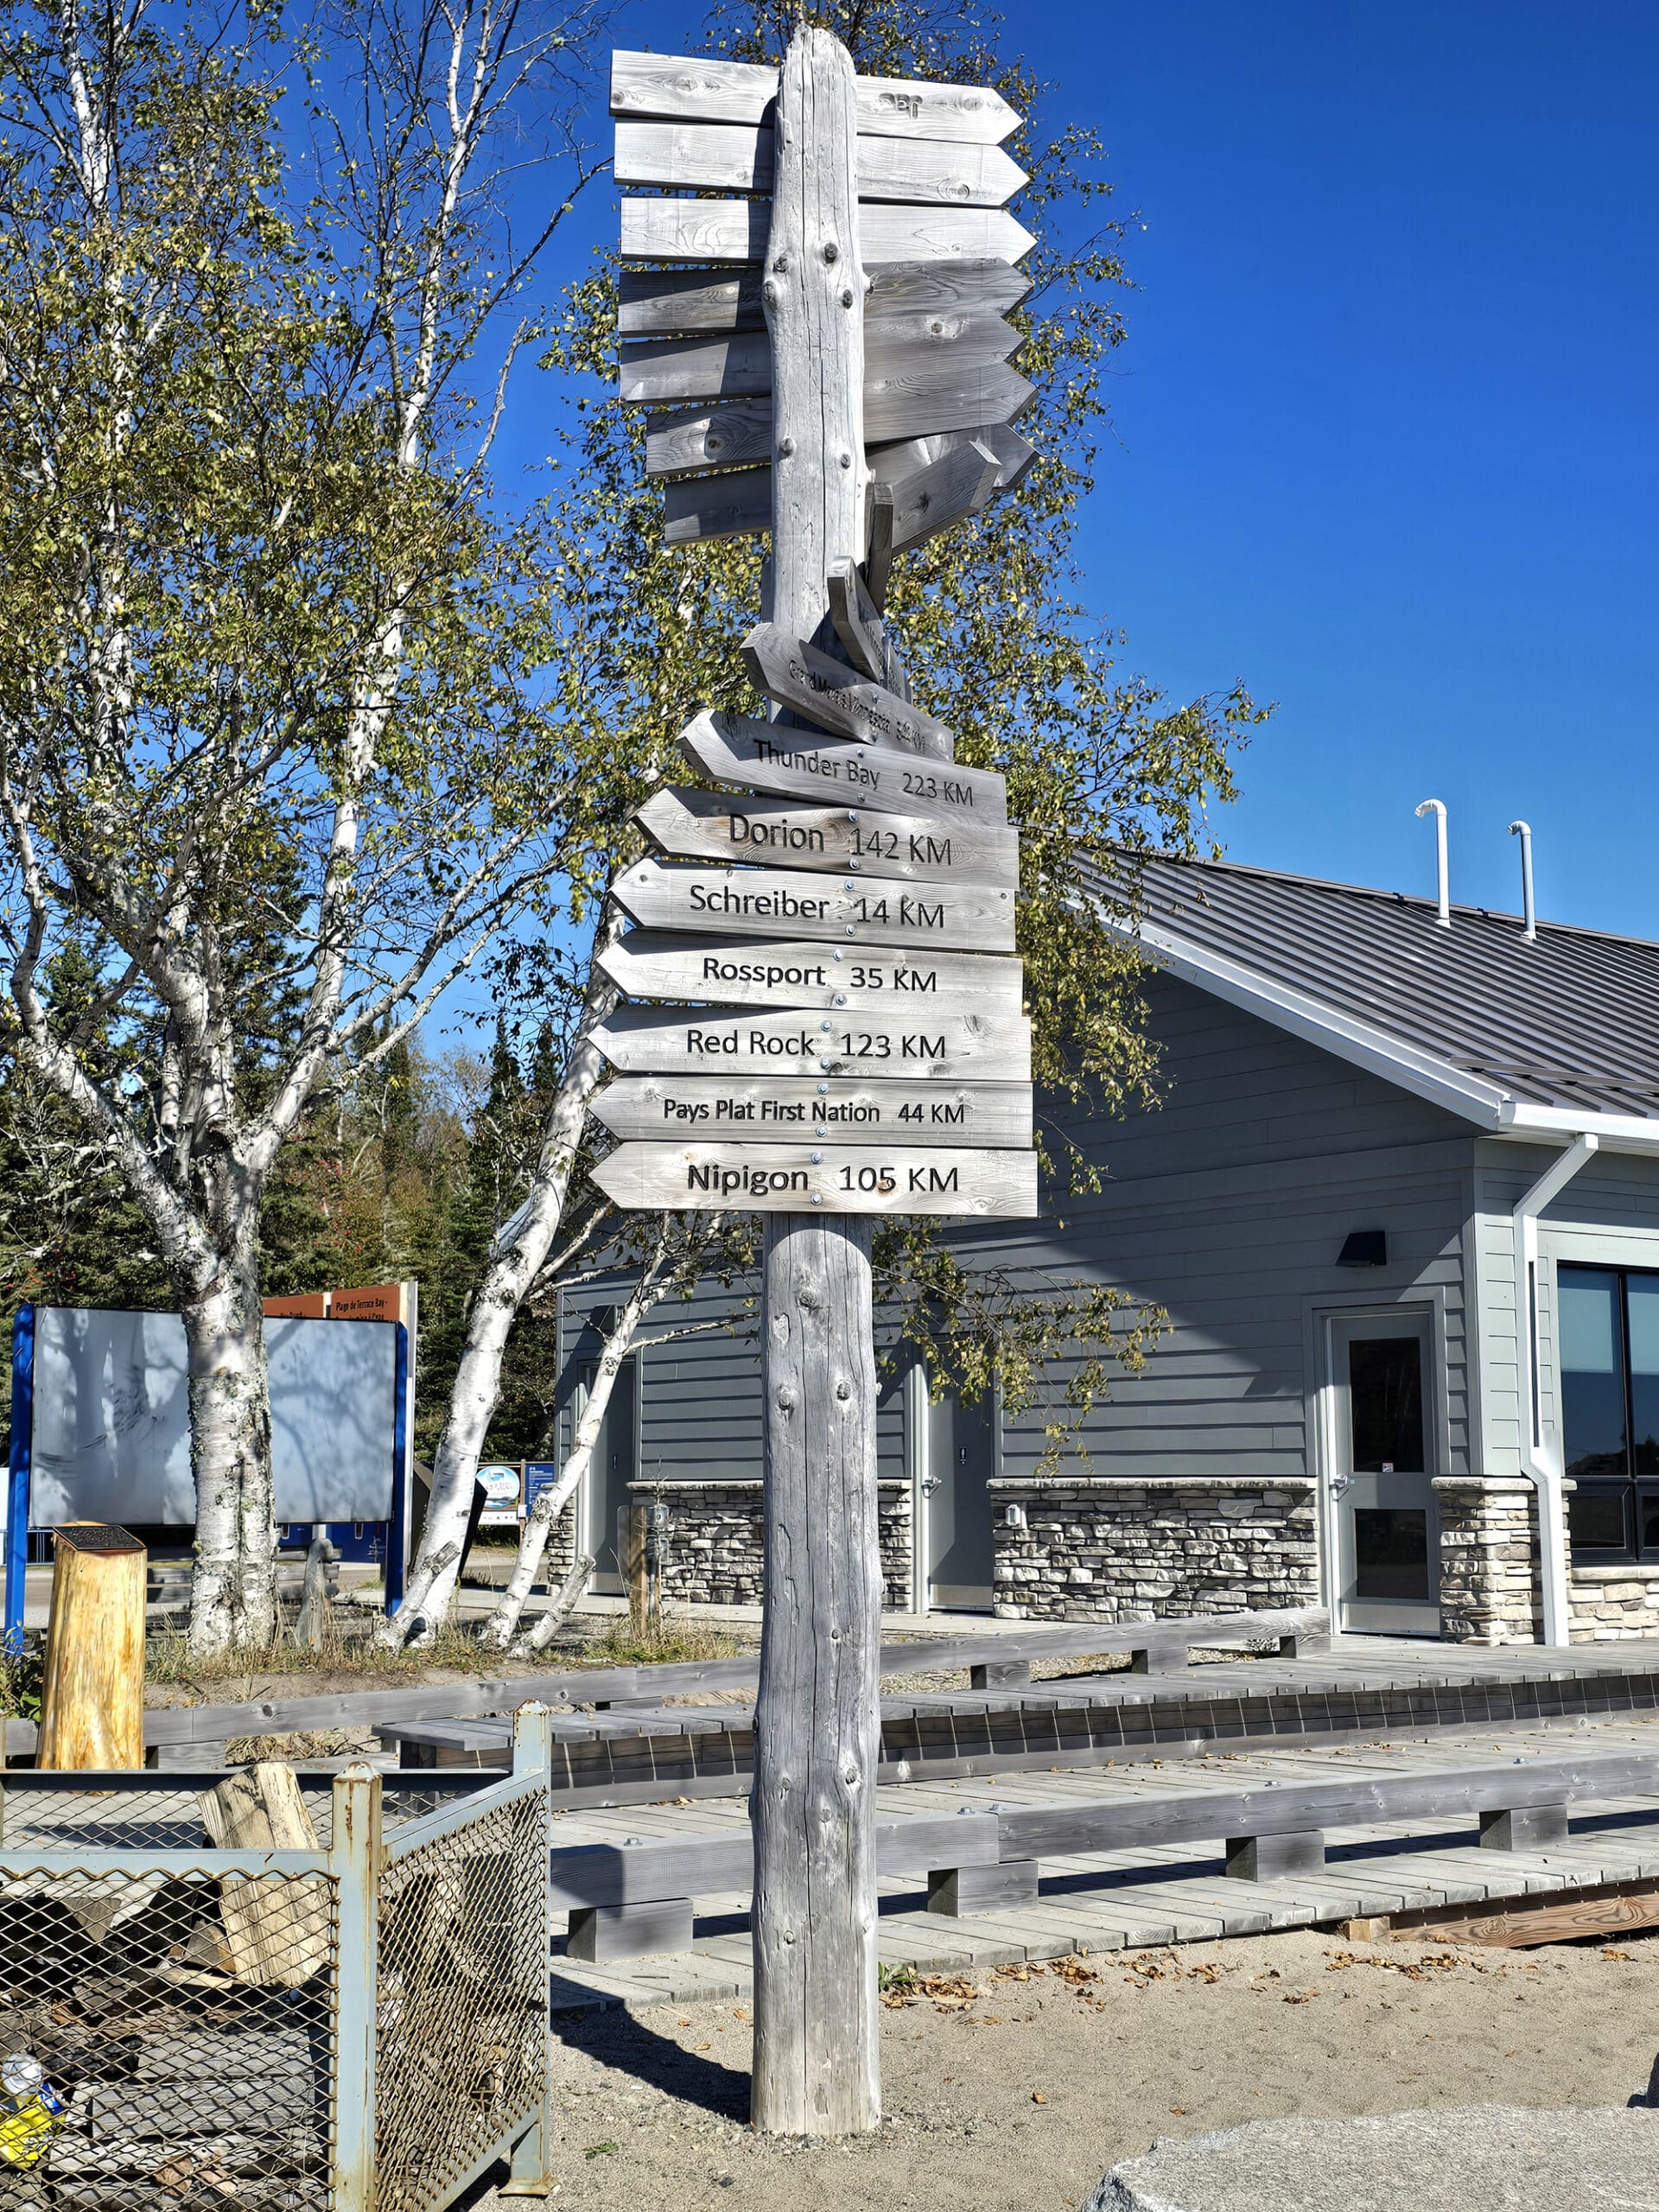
[599,31,1038,2136]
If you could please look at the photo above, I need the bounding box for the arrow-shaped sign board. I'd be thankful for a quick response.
[613,121,1028,208]
[594,1141,1039,1218]
[741,626,955,758]
[678,711,1008,827]
[594,1004,1031,1081]
[611,50,1023,145]
[618,257,1030,340]
[645,363,1032,475]
[620,197,1035,268]
[613,857,1015,955]
[593,1075,1033,1149]
[636,786,1018,888]
[599,930,1022,1014]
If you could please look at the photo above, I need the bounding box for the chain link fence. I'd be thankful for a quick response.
[0,1713,555,2212]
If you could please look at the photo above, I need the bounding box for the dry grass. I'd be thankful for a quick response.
[572,1617,744,1668]
[143,1609,490,1693]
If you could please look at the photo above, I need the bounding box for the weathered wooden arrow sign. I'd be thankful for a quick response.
[611,49,1022,145]
[593,1076,1033,1149]
[614,121,1027,207]
[827,559,900,689]
[620,198,1035,269]
[636,786,1018,888]
[868,439,1001,599]
[873,422,1039,494]
[619,257,1029,340]
[599,929,1023,1014]
[677,709,1008,827]
[594,1140,1039,1218]
[594,1003,1032,1081]
[612,857,1015,954]
[662,421,1034,547]
[741,625,954,759]
[620,309,1021,408]
[644,362,1032,477]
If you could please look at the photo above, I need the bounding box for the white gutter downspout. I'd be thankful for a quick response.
[1513,1132,1599,1646]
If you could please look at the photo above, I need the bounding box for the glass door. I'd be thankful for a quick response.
[923,1386,996,1611]
[577,1356,637,1596]
[1329,1314,1440,1635]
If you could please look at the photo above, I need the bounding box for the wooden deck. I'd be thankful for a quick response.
[545,1707,1659,2011]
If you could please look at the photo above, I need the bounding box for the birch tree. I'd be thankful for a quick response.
[0,0,618,1651]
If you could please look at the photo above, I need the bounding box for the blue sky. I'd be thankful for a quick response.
[524,0,1659,941]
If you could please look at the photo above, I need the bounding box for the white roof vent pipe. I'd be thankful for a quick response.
[1414,798,1450,926]
[1508,819,1537,942]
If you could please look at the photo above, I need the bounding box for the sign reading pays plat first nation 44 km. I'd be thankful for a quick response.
[591,47,1041,1219]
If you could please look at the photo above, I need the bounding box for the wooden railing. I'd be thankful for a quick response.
[3,1605,1330,1765]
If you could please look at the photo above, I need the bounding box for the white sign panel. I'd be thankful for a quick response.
[29,1307,398,1527]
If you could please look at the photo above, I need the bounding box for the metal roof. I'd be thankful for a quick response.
[1090,851,1659,1122]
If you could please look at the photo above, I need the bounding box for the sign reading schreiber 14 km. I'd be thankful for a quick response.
[591,48,1039,1222]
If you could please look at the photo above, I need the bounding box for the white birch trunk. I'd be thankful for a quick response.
[183,1246,278,1654]
[750,28,883,2141]
[478,1238,671,1650]
[384,924,620,1644]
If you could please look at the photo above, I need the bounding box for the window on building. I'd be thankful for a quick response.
[1560,1263,1659,1560]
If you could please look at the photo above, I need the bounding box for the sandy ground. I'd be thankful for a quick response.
[504,1926,1659,2212]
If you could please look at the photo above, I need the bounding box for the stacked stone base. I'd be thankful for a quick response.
[1434,1475,1659,1643]
[622,1477,913,1612]
[986,1474,1319,1623]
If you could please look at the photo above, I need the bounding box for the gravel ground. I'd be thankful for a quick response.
[491,1925,1659,2212]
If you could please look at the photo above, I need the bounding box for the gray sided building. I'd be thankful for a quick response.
[554,854,1659,1647]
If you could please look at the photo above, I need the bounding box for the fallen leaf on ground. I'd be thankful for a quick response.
[584,2144,619,2160]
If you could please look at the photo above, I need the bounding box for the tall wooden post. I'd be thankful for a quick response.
[750,28,882,2139]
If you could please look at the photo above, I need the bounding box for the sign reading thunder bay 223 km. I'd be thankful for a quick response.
[593,43,1041,1222]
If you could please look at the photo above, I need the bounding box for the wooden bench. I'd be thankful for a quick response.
[543,1743,1659,1959]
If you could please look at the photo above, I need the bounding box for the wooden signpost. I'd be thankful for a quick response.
[596,31,1039,2138]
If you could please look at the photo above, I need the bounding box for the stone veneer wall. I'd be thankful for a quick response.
[1434,1475,1659,1644]
[622,1477,913,1613]
[986,1475,1319,1623]
[1432,1477,1541,1644]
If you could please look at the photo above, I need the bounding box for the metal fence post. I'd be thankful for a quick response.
[330,1764,385,2212]
[500,1703,556,2198]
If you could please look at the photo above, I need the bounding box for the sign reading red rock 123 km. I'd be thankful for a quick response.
[592,41,1039,1222]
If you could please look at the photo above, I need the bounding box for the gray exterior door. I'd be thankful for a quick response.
[580,1356,637,1597]
[923,1386,996,1611]
[1329,1313,1440,1636]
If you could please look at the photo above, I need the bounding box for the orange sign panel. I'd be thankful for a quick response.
[329,1282,407,1325]
[264,1293,328,1319]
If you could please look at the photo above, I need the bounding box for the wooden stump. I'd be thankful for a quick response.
[36,1523,146,1770]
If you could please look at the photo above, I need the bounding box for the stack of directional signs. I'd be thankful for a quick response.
[591,48,1039,1221]
[592,574,1037,1217]
[607,47,1039,567]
